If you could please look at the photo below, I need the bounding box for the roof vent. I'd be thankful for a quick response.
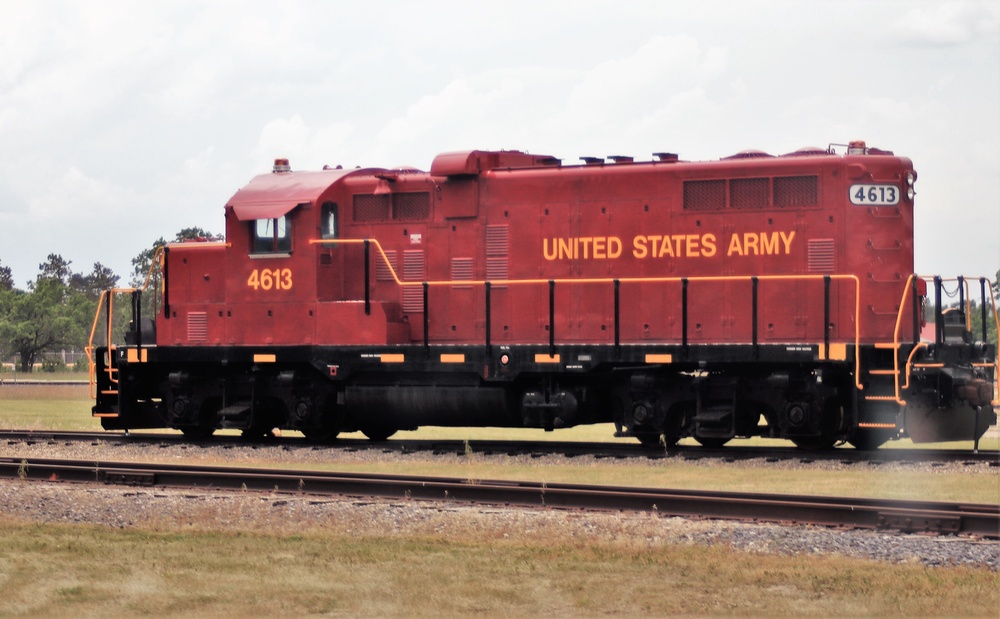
[608,155,633,164]
[782,147,831,157]
[580,156,604,165]
[653,152,679,162]
[273,158,291,173]
[722,150,773,160]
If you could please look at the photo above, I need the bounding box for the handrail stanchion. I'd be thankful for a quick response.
[363,240,371,316]
[823,275,831,359]
[548,280,555,357]
[423,282,429,353]
[682,278,689,360]
[751,276,759,360]
[485,281,492,353]
[613,279,620,354]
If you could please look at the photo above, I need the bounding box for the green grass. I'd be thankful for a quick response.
[0,519,995,617]
[0,388,997,616]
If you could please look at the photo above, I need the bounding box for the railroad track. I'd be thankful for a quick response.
[1,429,997,465]
[0,456,996,538]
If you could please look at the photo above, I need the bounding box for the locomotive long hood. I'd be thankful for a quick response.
[227,167,383,221]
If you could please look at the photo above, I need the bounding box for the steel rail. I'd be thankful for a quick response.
[1,457,996,538]
[1,429,997,464]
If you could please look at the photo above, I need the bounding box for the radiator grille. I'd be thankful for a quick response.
[353,194,390,222]
[729,177,769,209]
[187,312,208,342]
[392,192,431,220]
[402,250,425,313]
[485,225,509,287]
[808,239,835,272]
[683,180,726,211]
[451,257,474,288]
[774,175,818,207]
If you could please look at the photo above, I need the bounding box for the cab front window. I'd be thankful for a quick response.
[252,215,292,254]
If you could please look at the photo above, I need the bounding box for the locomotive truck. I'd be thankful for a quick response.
[89,141,998,449]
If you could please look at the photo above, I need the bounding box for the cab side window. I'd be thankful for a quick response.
[252,215,292,254]
[321,202,339,239]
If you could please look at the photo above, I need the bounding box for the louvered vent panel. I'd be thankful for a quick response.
[402,250,425,314]
[683,180,726,211]
[451,257,474,288]
[187,312,208,342]
[774,175,818,207]
[808,239,836,273]
[486,257,508,286]
[729,178,769,209]
[353,194,390,222]
[392,192,431,220]
[485,224,509,255]
[376,250,398,282]
[485,225,509,288]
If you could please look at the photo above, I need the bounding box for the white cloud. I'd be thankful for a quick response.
[0,1,997,285]
[892,1,999,46]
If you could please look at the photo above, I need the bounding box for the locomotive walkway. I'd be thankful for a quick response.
[1,456,997,538]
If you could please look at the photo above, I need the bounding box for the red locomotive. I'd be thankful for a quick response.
[90,141,998,448]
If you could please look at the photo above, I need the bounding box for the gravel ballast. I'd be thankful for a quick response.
[1,439,996,571]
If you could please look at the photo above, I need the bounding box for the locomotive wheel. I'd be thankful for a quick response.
[303,427,339,442]
[361,427,397,442]
[847,430,891,450]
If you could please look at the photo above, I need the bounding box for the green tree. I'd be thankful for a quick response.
[0,255,120,372]
[71,262,120,301]
[0,279,77,372]
[0,259,13,291]
[130,227,223,288]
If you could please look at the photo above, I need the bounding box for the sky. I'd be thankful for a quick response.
[1,0,998,288]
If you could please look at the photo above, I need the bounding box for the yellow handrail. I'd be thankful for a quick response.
[311,237,865,387]
[890,274,1000,407]
[86,245,170,400]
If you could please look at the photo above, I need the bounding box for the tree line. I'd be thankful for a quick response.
[0,228,220,373]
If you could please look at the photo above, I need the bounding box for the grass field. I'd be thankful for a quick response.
[0,517,995,617]
[1,381,997,616]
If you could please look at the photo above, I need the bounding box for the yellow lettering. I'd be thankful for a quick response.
[760,232,779,255]
[744,233,759,255]
[247,268,293,291]
[633,235,648,259]
[727,234,743,256]
[780,230,795,253]
[701,234,716,257]
[592,237,605,259]
[657,235,675,258]
[669,235,682,257]
[558,238,573,260]
[543,238,558,261]
[684,234,699,257]
[608,236,622,258]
